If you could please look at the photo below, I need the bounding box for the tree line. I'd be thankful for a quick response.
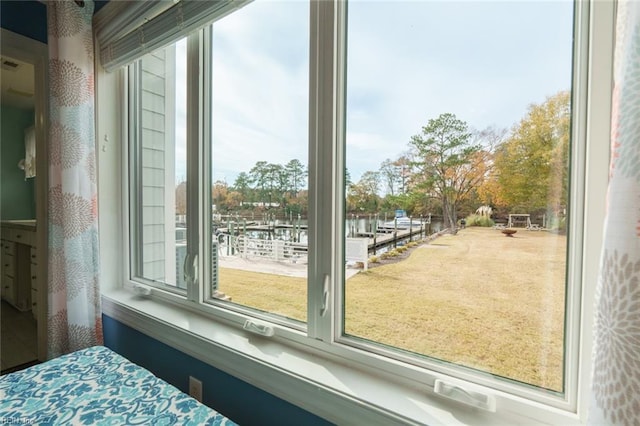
[177,90,570,230]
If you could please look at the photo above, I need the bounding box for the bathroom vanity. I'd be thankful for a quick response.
[1,220,38,319]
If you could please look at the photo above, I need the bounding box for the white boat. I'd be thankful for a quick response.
[382,217,421,229]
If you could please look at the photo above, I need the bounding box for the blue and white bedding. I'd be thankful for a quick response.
[0,346,235,425]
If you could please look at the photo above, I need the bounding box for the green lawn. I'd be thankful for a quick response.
[220,227,567,391]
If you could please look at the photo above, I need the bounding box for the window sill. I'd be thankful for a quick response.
[102,289,582,426]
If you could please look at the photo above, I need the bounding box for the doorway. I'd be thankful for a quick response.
[0,28,48,370]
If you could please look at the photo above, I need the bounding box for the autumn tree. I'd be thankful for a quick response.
[212,180,229,211]
[175,181,187,215]
[492,91,570,215]
[468,126,507,210]
[409,113,482,230]
[347,171,381,213]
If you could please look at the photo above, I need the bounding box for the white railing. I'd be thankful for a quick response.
[218,234,307,263]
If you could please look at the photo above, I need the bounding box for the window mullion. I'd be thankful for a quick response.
[308,0,339,341]
[128,62,143,281]
[186,31,201,302]
[333,0,348,345]
[200,26,213,303]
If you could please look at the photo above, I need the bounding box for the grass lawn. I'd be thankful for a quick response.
[220,226,567,392]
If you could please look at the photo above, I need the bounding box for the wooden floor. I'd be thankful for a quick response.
[1,300,37,373]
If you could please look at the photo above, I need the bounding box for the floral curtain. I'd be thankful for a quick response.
[47,0,102,358]
[589,1,640,425]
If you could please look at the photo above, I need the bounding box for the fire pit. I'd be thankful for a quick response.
[502,229,517,237]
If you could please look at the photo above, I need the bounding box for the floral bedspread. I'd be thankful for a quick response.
[0,346,235,425]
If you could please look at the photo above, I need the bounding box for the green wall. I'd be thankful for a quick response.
[1,106,36,219]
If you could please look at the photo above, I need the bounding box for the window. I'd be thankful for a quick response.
[130,37,188,292]
[342,0,575,395]
[115,0,609,421]
[206,0,310,323]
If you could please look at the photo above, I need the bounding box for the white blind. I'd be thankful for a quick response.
[98,0,251,72]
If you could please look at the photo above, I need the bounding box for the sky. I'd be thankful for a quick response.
[172,0,574,186]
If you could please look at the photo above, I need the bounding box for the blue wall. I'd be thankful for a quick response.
[0,106,36,220]
[0,1,47,43]
[0,0,108,44]
[103,315,332,426]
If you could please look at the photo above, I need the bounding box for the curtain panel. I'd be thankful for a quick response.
[589,1,640,425]
[47,0,102,358]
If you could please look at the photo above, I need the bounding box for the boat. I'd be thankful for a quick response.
[381,216,421,229]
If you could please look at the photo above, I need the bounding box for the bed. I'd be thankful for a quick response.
[0,346,235,425]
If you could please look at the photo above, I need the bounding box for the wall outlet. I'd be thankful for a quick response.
[189,376,203,402]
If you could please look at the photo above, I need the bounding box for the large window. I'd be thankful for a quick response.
[124,0,598,419]
[342,1,574,394]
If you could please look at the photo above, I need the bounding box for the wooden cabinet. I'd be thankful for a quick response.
[1,222,36,313]
[1,241,16,305]
[30,247,38,319]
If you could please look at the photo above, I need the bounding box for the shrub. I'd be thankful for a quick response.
[397,246,408,253]
[464,214,495,227]
[386,249,400,257]
[369,256,379,263]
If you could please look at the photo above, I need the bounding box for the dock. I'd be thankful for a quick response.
[216,221,430,256]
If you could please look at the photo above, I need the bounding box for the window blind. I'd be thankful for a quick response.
[99,0,251,72]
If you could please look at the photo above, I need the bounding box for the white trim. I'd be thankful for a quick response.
[307,0,337,341]
[576,0,615,419]
[102,290,583,426]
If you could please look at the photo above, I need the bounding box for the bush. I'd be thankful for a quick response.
[369,255,379,263]
[464,214,495,227]
[397,246,408,253]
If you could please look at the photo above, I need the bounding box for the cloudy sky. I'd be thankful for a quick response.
[174,0,574,186]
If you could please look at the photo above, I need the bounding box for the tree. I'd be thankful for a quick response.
[465,126,507,210]
[285,159,307,197]
[492,91,570,216]
[359,171,381,198]
[212,180,229,211]
[249,161,269,203]
[175,181,187,216]
[264,163,286,205]
[379,159,399,196]
[409,113,482,230]
[347,171,381,213]
[232,172,252,204]
[379,155,411,197]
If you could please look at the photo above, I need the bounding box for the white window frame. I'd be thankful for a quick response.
[96,0,615,424]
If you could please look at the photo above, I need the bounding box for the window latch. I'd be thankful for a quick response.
[320,274,330,317]
[243,320,275,337]
[433,379,496,412]
[183,252,198,286]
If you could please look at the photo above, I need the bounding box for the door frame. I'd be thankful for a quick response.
[1,28,49,361]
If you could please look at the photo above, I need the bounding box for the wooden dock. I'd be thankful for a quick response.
[216,222,429,255]
[356,226,426,253]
